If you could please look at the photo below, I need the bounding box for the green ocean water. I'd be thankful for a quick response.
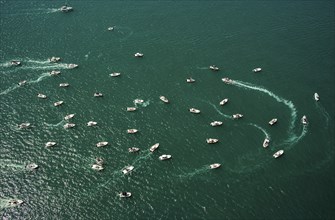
[1,1,334,219]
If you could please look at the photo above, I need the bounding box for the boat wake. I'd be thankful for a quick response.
[207,102,232,119]
[44,120,65,128]
[0,161,25,172]
[177,165,213,179]
[315,102,330,127]
[248,123,270,139]
[135,100,150,107]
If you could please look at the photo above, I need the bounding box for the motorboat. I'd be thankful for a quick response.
[128,147,140,153]
[232,114,243,119]
[87,121,97,126]
[11,60,21,66]
[209,65,219,71]
[8,199,24,206]
[222,78,233,84]
[273,150,284,158]
[96,142,108,147]
[18,80,27,86]
[18,123,31,129]
[134,99,144,104]
[220,98,228,106]
[210,121,223,127]
[45,141,56,147]
[253,68,262,73]
[49,57,61,63]
[60,5,73,12]
[107,27,114,31]
[54,101,64,107]
[127,129,138,134]
[67,64,78,69]
[26,163,39,170]
[301,115,308,125]
[95,157,104,165]
[206,138,219,144]
[269,118,278,125]
[314,93,320,101]
[122,165,134,174]
[119,192,132,198]
[149,143,159,152]
[92,164,104,171]
[209,163,221,169]
[110,72,121,77]
[263,138,270,148]
[189,108,200,114]
[59,83,69,87]
[186,77,195,83]
[64,123,75,129]
[94,92,103,97]
[127,107,137,112]
[134,52,144,57]
[159,96,169,103]
[64,114,75,120]
[50,70,61,76]
[37,93,47,99]
[159,154,172,161]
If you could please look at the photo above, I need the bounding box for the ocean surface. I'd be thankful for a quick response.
[1,1,334,219]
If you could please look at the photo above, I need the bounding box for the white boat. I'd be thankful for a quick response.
[134,99,144,104]
[134,52,144,57]
[301,115,308,125]
[54,101,64,107]
[60,5,73,12]
[314,93,320,101]
[50,70,61,76]
[269,118,278,125]
[186,77,195,83]
[11,60,21,66]
[209,65,219,71]
[92,164,104,171]
[37,93,47,99]
[49,57,61,63]
[107,27,114,31]
[119,192,132,198]
[94,92,103,97]
[127,129,138,134]
[67,63,78,69]
[18,80,27,86]
[159,154,172,161]
[128,147,140,153]
[95,157,104,165]
[110,72,121,77]
[273,150,284,158]
[149,143,159,152]
[232,114,243,119]
[127,107,137,112]
[64,114,75,120]
[45,141,56,147]
[253,68,262,73]
[64,123,75,129]
[8,199,24,206]
[220,98,228,106]
[26,163,39,170]
[96,142,108,147]
[18,123,31,129]
[210,121,223,127]
[59,83,69,87]
[209,163,221,169]
[87,121,97,126]
[189,108,200,114]
[206,138,219,144]
[159,96,169,103]
[222,78,233,84]
[122,165,134,174]
[263,138,270,148]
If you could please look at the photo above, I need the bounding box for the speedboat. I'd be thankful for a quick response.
[253,68,262,73]
[273,150,284,158]
[59,83,69,87]
[92,164,104,171]
[149,143,159,152]
[49,57,61,63]
[134,99,144,104]
[301,115,308,125]
[64,123,75,129]
[37,93,47,99]
[206,138,219,144]
[128,147,140,153]
[127,107,137,112]
[94,92,103,97]
[119,192,132,198]
[159,154,172,161]
[220,98,228,106]
[11,60,21,66]
[134,52,144,57]
[269,118,278,125]
[222,78,233,84]
[18,123,31,129]
[122,165,134,174]
[50,70,61,76]
[159,96,169,103]
[209,65,219,71]
[186,77,195,83]
[314,93,319,101]
[26,163,39,170]
[189,108,200,114]
[110,72,121,77]
[232,114,243,119]
[64,114,75,120]
[67,64,78,69]
[210,121,223,126]
[96,142,108,147]
[45,141,56,147]
[8,199,24,206]
[60,5,73,12]
[18,80,27,86]
[127,129,138,134]
[263,138,270,148]
[107,27,114,31]
[95,157,104,165]
[210,163,221,169]
[87,121,97,126]
[54,101,64,107]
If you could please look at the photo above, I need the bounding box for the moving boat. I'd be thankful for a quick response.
[87,121,97,126]
[209,163,221,169]
[49,57,61,63]
[128,147,140,153]
[54,101,64,107]
[107,27,114,31]
[301,115,308,125]
[110,72,121,77]
[149,143,159,152]
[127,129,138,134]
[253,68,262,73]
[37,93,47,99]
[8,199,24,206]
[11,60,21,66]
[232,114,243,119]
[209,65,219,71]
[50,70,61,76]
[159,154,172,161]
[210,121,223,126]
[94,92,103,97]
[263,138,270,148]
[64,114,75,120]
[220,98,228,106]
[119,192,132,198]
[60,5,73,12]
[186,77,195,83]
[67,64,78,69]
[92,164,104,171]
[18,80,27,86]
[127,107,137,112]
[134,52,144,57]
[64,123,75,129]
[95,157,104,165]
[122,165,134,174]
[189,108,200,114]
[18,123,31,129]
[45,141,56,147]
[96,142,108,147]
[314,93,320,101]
[26,163,39,170]
[222,78,233,84]
[273,150,284,158]
[134,99,144,104]
[159,96,169,103]
[206,138,219,144]
[269,118,278,125]
[59,83,69,87]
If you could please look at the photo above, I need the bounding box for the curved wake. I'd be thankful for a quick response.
[248,123,270,139]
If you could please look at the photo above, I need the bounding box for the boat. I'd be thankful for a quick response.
[59,83,69,87]
[206,138,219,144]
[128,147,140,153]
[301,115,308,125]
[269,118,278,125]
[96,142,108,147]
[67,64,78,69]
[134,52,144,57]
[210,121,223,127]
[232,114,243,119]
[273,150,284,158]
[37,93,47,99]
[263,138,270,148]
[50,70,61,76]
[159,154,172,161]
[64,114,75,120]
[18,123,31,129]
[95,157,104,165]
[119,192,132,198]
[209,65,219,71]
[122,165,134,174]
[92,164,104,171]
[159,96,169,103]
[11,60,21,66]
[107,27,114,31]
[186,77,195,83]
[87,121,97,126]
[18,80,27,86]
[64,123,75,129]
[60,5,73,12]
[189,108,200,114]
[26,163,39,170]
[127,129,138,134]
[209,163,221,169]
[54,101,64,107]
[149,143,159,152]
[222,78,233,84]
[49,57,61,63]
[8,199,24,206]
[253,68,262,73]
[45,142,56,147]
[94,92,103,97]
[314,93,320,101]
[127,107,137,112]
[220,98,228,106]
[134,99,144,104]
[110,72,121,77]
